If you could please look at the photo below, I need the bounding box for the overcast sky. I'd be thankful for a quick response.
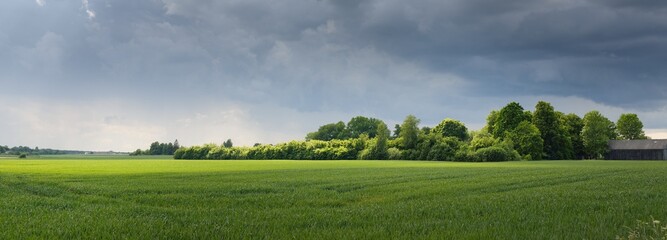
[1,0,667,151]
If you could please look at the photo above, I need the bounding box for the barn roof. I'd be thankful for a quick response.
[608,139,667,150]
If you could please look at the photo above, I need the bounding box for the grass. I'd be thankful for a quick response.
[1,157,666,239]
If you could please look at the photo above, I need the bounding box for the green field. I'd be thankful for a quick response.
[1,157,666,239]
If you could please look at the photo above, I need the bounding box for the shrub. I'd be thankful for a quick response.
[474,147,520,162]
[426,137,460,161]
[18,153,27,159]
[173,148,185,159]
[387,147,402,160]
[400,149,420,160]
[470,133,498,151]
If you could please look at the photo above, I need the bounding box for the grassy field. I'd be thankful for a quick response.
[1,157,666,239]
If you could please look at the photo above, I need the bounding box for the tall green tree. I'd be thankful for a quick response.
[357,122,390,160]
[223,139,233,148]
[306,121,348,141]
[399,115,420,150]
[486,110,499,135]
[370,122,390,160]
[421,127,432,135]
[582,111,616,159]
[532,101,572,159]
[347,116,384,138]
[507,121,544,160]
[433,118,468,141]
[139,141,180,155]
[493,102,531,139]
[392,124,401,139]
[561,113,585,159]
[149,141,161,155]
[616,113,647,140]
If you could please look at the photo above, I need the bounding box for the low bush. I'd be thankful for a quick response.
[474,147,520,162]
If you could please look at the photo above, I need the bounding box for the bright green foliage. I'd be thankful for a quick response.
[426,137,462,161]
[492,102,531,139]
[532,101,572,159]
[470,132,498,151]
[387,147,401,160]
[433,118,468,141]
[461,131,520,162]
[411,134,461,161]
[507,121,544,160]
[582,111,617,159]
[486,110,499,135]
[359,123,390,160]
[306,116,387,141]
[399,115,420,150]
[175,133,522,162]
[4,159,666,239]
[616,113,647,140]
[374,122,389,158]
[562,113,585,159]
[206,145,246,159]
[306,121,348,141]
[473,146,519,162]
[347,116,385,138]
[176,101,649,162]
[176,139,368,160]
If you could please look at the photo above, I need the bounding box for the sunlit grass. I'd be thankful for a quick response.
[1,158,666,239]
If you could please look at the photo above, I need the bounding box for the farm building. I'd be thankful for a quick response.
[607,139,667,160]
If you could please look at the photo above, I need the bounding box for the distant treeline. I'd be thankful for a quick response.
[175,101,648,161]
[130,140,181,156]
[0,145,86,156]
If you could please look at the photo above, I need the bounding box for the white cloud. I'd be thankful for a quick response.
[82,0,95,19]
[36,0,45,7]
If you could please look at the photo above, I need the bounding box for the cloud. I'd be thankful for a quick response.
[147,0,667,108]
[16,31,65,75]
[36,0,45,7]
[0,94,354,151]
[82,0,95,19]
[0,97,164,151]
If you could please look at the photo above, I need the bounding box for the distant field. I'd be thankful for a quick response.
[1,158,666,239]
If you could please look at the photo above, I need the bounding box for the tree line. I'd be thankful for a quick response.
[174,101,648,161]
[130,140,181,156]
[0,145,86,156]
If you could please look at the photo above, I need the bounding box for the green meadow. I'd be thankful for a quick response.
[1,157,666,239]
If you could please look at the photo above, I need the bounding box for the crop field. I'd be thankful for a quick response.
[1,157,666,239]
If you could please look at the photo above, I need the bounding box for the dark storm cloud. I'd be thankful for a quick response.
[5,0,665,108]
[155,0,667,108]
[331,0,667,108]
